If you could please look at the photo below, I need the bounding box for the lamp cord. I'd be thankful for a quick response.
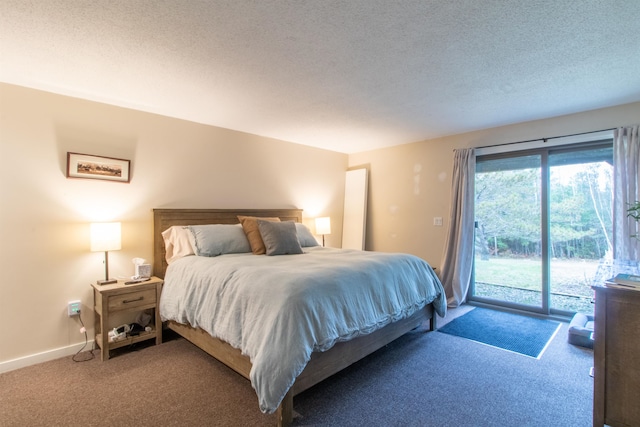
[72,311,94,363]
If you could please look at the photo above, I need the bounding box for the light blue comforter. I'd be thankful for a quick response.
[159,247,446,413]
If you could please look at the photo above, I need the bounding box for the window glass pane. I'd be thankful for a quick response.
[548,146,612,315]
[474,155,542,308]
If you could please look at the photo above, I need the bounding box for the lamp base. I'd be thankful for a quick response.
[97,279,117,286]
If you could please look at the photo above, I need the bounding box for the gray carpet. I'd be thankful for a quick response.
[294,321,592,426]
[1,310,593,426]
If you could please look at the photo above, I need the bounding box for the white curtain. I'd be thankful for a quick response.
[439,148,475,307]
[613,125,640,261]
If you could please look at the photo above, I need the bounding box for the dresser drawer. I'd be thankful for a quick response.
[108,288,156,311]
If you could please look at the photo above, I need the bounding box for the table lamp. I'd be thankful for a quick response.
[91,222,121,285]
[315,217,331,247]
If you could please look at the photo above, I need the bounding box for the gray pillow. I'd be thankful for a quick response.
[257,220,304,256]
[295,223,319,247]
[187,224,251,256]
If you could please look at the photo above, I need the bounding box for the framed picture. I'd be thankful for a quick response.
[66,152,131,183]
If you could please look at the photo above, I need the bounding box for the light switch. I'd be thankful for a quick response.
[433,217,443,226]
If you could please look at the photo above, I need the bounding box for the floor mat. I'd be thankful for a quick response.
[438,307,562,358]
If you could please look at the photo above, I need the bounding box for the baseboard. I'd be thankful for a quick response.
[0,340,95,374]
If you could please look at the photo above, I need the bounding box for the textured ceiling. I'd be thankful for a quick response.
[1,1,639,154]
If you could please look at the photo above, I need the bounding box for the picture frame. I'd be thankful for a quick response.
[66,152,131,183]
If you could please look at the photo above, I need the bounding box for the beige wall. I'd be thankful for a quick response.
[0,83,347,368]
[349,102,640,268]
[2,81,638,370]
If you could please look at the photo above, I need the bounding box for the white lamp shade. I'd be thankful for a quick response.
[315,217,331,235]
[90,222,122,252]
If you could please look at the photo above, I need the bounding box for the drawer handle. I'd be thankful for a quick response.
[123,296,144,304]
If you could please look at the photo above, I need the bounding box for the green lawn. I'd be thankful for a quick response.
[474,257,599,314]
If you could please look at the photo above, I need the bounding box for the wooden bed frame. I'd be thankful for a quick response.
[153,208,437,426]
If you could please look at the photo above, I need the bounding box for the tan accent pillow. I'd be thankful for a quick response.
[237,216,281,254]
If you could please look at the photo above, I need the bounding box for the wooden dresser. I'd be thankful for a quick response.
[592,284,640,427]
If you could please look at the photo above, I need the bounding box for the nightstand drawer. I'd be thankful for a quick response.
[108,288,156,311]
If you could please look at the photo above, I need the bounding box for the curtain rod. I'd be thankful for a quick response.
[476,127,617,150]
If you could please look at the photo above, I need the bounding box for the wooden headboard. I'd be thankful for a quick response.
[153,208,303,279]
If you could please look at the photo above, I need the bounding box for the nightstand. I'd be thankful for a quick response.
[91,277,163,361]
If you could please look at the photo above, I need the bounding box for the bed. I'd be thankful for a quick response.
[153,208,446,426]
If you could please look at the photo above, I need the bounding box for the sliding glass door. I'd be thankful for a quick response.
[548,146,613,314]
[474,154,544,309]
[471,142,613,316]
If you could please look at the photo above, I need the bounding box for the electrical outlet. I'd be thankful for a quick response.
[67,300,81,317]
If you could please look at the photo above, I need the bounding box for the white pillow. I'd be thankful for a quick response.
[187,224,251,257]
[295,223,320,247]
[161,226,195,264]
